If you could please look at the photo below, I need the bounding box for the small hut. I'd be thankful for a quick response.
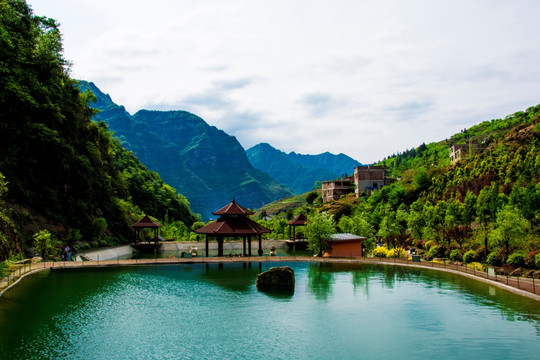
[323,233,365,257]
[196,199,271,257]
[131,215,161,244]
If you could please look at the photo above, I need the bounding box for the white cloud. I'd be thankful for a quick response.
[29,0,540,163]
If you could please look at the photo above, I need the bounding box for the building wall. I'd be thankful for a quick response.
[321,177,353,202]
[324,240,363,257]
[354,166,386,196]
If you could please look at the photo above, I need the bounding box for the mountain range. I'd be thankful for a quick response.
[246,143,361,194]
[80,82,364,218]
[79,81,294,219]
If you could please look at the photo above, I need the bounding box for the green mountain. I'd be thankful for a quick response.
[0,1,197,259]
[246,143,361,194]
[78,82,294,219]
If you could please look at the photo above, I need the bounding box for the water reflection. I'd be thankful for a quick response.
[307,263,335,300]
[0,262,539,360]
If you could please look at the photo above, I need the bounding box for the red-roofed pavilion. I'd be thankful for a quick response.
[287,213,307,240]
[196,199,271,257]
[131,215,161,244]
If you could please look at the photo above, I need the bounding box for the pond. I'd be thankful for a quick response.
[0,262,538,359]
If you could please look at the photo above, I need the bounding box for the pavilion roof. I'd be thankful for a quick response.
[196,216,270,236]
[213,198,254,216]
[287,213,307,226]
[131,215,161,228]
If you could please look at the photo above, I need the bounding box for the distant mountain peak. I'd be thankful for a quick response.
[247,143,361,194]
[78,81,293,219]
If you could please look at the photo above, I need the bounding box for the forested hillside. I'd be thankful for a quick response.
[258,106,540,268]
[0,0,197,260]
[79,81,294,219]
[246,143,361,194]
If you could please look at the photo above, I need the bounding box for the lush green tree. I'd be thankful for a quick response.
[414,167,431,192]
[306,212,335,256]
[191,221,205,232]
[461,191,477,225]
[33,230,58,260]
[490,205,530,258]
[306,191,318,205]
[377,205,403,248]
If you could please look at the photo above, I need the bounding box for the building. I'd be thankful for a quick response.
[196,198,271,257]
[354,165,386,196]
[449,141,479,164]
[321,176,354,202]
[323,233,365,257]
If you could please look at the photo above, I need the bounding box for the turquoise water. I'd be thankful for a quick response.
[0,262,538,359]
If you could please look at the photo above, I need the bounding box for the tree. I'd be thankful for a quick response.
[306,212,335,256]
[306,191,318,205]
[377,205,403,248]
[414,167,431,192]
[191,221,205,232]
[33,230,58,260]
[490,205,530,258]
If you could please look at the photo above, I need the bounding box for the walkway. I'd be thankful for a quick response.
[1,256,539,301]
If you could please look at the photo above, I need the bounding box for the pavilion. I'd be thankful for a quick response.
[287,213,307,240]
[131,215,161,244]
[196,199,271,257]
[285,213,308,250]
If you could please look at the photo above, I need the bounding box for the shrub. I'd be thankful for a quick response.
[424,245,441,261]
[372,246,388,258]
[449,249,462,262]
[467,262,485,272]
[535,253,540,269]
[486,252,503,267]
[506,252,525,267]
[387,248,406,259]
[473,248,486,262]
[525,250,540,268]
[424,240,436,250]
[463,250,476,264]
[0,261,7,277]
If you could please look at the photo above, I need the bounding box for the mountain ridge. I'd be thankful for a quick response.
[246,142,362,194]
[79,81,294,219]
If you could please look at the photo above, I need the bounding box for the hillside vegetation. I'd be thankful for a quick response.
[0,0,197,260]
[256,106,540,270]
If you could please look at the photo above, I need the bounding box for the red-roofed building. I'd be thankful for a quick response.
[196,198,271,257]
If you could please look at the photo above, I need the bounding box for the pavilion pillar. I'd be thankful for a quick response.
[243,236,246,257]
[218,236,224,257]
[205,235,209,257]
[248,236,252,256]
[258,235,263,256]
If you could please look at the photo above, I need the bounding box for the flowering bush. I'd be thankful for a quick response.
[372,246,388,258]
[387,248,406,259]
[467,262,485,272]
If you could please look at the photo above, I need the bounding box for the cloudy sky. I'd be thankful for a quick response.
[30,0,540,163]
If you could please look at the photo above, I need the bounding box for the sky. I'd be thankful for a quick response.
[30,0,540,164]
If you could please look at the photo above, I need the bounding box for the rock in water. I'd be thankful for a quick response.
[256,266,295,291]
